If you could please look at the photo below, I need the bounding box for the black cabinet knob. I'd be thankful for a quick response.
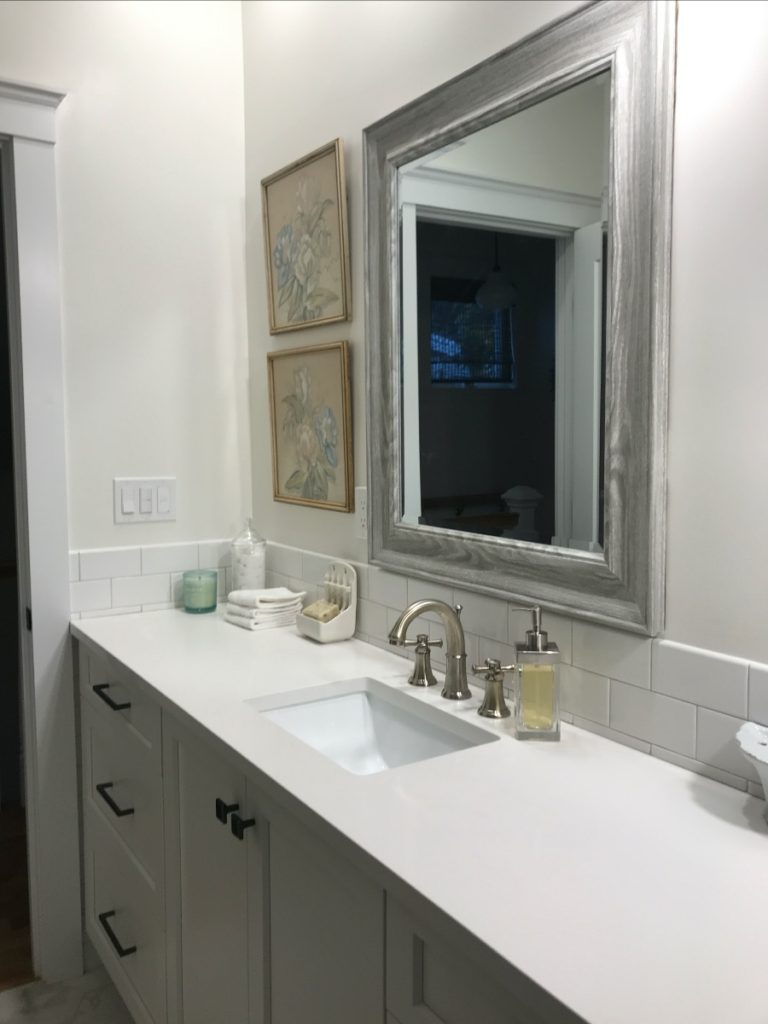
[215,798,239,824]
[230,812,256,840]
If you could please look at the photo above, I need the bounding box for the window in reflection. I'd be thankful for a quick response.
[429,277,516,387]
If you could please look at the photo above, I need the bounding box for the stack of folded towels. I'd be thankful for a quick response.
[225,587,305,631]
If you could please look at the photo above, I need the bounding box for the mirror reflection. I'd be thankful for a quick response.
[399,72,610,552]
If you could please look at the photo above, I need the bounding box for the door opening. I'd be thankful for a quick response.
[0,151,34,993]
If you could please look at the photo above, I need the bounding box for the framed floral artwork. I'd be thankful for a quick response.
[267,341,353,511]
[261,139,351,334]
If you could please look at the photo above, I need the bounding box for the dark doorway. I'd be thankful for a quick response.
[0,156,34,992]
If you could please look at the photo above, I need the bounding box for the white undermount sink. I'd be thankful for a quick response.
[246,676,498,775]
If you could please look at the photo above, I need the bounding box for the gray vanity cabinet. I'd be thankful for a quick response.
[267,802,384,1024]
[386,897,577,1024]
[163,716,268,1024]
[80,649,167,1024]
[77,638,571,1024]
[163,714,382,1024]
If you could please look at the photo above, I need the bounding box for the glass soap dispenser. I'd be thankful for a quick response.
[513,606,561,741]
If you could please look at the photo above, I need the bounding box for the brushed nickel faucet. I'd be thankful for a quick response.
[388,601,471,700]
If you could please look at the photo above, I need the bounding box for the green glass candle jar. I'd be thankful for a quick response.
[183,569,218,614]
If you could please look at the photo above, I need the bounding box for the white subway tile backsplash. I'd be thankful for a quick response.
[113,573,170,608]
[572,622,651,687]
[610,680,696,756]
[748,663,768,726]
[369,568,408,608]
[569,716,651,754]
[70,579,111,613]
[405,578,453,621]
[652,640,748,718]
[266,543,302,578]
[695,707,756,781]
[561,665,610,726]
[650,746,748,793]
[68,552,80,582]
[357,598,388,639]
[80,546,140,581]
[301,549,332,585]
[454,588,508,642]
[81,605,141,619]
[198,540,232,570]
[476,636,517,671]
[141,542,198,575]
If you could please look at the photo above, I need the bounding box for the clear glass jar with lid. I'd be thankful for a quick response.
[230,519,266,590]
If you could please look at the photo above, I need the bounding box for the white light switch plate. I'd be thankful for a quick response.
[114,477,176,523]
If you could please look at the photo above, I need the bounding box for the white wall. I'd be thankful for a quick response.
[426,71,609,197]
[243,0,768,664]
[664,0,768,662]
[0,0,251,549]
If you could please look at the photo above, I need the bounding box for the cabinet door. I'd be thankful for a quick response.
[268,806,384,1024]
[386,897,574,1024]
[165,721,265,1024]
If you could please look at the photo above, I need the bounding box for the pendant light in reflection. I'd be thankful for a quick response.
[475,232,517,312]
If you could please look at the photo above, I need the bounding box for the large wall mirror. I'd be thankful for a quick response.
[364,0,676,635]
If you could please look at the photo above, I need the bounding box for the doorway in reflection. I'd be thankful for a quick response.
[415,220,556,542]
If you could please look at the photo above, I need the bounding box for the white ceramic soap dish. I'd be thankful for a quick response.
[295,560,357,643]
[736,721,768,813]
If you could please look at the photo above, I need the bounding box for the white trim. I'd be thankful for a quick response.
[0,81,82,982]
[400,203,422,524]
[400,166,601,230]
[0,82,63,144]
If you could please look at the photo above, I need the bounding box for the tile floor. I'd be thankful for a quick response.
[0,969,132,1024]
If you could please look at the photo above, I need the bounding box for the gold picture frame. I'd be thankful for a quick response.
[267,341,353,511]
[261,139,352,334]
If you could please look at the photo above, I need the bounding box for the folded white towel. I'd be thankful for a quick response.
[225,612,297,632]
[226,603,299,625]
[228,587,305,610]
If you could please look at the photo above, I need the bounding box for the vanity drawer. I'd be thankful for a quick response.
[82,649,161,769]
[84,815,166,1024]
[82,703,163,885]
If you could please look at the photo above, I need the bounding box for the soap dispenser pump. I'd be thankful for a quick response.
[513,606,561,741]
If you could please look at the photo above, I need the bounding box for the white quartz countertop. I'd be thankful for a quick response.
[72,610,768,1024]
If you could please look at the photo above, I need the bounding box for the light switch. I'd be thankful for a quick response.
[121,486,135,514]
[114,477,176,523]
[157,486,170,514]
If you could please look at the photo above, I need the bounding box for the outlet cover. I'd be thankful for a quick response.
[355,486,368,540]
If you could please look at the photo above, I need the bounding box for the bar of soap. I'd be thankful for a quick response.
[303,599,340,623]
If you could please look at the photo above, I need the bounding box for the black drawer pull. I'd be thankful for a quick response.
[98,910,137,958]
[215,798,239,824]
[231,813,256,840]
[96,782,135,818]
[93,683,131,712]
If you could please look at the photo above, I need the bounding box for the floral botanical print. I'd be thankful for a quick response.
[272,177,339,325]
[281,365,339,501]
[262,141,349,333]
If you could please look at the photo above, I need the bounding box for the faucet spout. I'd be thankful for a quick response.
[388,600,471,700]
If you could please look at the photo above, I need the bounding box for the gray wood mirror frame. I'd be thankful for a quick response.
[363,0,676,636]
